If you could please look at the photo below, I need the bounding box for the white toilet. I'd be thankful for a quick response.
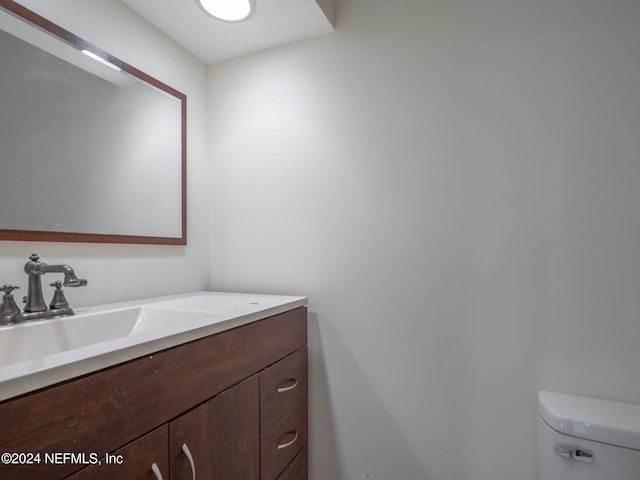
[538,390,640,479]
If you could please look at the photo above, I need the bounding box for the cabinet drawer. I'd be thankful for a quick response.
[260,346,308,427]
[260,397,307,480]
[276,445,307,480]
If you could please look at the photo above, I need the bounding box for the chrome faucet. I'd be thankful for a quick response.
[0,254,87,324]
[23,253,87,313]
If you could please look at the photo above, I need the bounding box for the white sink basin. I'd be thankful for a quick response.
[0,291,307,402]
[0,306,218,368]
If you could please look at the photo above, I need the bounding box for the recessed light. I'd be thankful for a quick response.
[196,0,256,22]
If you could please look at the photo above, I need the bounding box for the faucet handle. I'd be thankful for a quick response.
[49,281,70,310]
[49,282,70,310]
[2,284,19,295]
[0,285,21,322]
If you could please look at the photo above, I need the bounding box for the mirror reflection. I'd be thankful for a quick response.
[0,3,186,244]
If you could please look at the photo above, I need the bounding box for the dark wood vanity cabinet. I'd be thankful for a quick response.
[0,307,308,480]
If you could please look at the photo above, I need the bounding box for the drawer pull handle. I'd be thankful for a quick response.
[277,431,299,450]
[277,379,298,393]
[151,462,164,480]
[182,443,196,480]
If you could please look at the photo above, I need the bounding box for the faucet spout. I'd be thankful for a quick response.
[36,264,88,287]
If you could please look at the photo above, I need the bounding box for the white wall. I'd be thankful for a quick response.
[0,0,210,306]
[208,0,640,479]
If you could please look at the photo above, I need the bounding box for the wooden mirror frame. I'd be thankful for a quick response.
[0,0,187,245]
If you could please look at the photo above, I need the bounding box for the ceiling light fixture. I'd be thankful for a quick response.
[196,0,256,22]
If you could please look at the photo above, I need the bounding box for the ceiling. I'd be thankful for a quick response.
[120,0,335,64]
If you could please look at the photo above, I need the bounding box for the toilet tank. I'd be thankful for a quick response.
[537,390,640,480]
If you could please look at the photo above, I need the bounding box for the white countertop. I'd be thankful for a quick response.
[0,291,307,402]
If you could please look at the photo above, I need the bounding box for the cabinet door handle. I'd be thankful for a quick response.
[181,443,196,480]
[151,462,164,480]
[277,378,298,393]
[277,431,299,450]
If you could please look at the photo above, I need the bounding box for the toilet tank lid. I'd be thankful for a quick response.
[538,391,640,451]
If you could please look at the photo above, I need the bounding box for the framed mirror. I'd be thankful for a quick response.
[0,0,187,245]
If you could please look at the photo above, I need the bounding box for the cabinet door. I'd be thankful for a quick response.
[65,426,168,480]
[170,375,259,480]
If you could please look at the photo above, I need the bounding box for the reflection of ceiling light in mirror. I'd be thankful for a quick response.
[81,50,121,71]
[196,0,256,22]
